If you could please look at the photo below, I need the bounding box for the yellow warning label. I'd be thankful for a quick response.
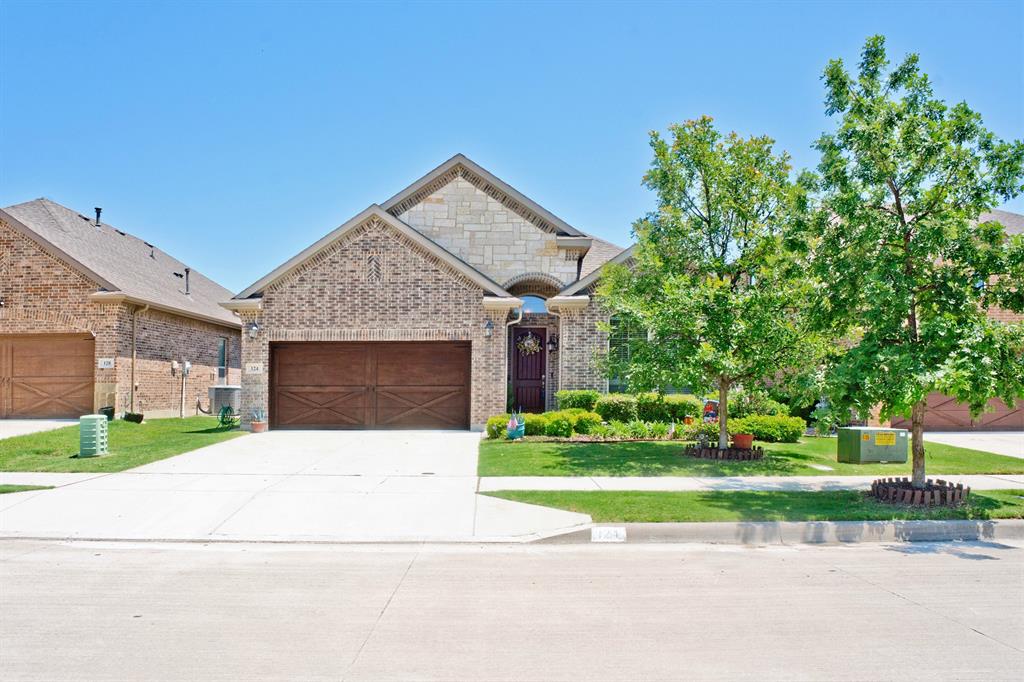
[862,434,870,441]
[875,432,896,446]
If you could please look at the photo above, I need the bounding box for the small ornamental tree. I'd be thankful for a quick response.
[809,36,1024,487]
[599,116,819,449]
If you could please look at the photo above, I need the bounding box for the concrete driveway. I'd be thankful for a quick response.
[0,419,77,440]
[925,431,1024,459]
[0,431,590,543]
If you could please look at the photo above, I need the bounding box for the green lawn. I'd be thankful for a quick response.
[487,489,1024,522]
[0,417,245,473]
[478,437,1024,477]
[0,485,52,495]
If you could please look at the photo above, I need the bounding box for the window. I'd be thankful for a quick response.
[520,295,547,313]
[217,338,228,383]
[608,314,644,393]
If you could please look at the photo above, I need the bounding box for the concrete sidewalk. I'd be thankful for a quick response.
[479,473,1024,492]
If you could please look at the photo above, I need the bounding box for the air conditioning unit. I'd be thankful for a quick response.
[209,385,241,415]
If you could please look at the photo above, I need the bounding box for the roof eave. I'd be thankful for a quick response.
[90,292,242,329]
[557,244,636,296]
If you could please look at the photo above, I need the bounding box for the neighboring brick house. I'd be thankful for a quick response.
[223,154,627,430]
[0,199,241,419]
[887,209,1024,431]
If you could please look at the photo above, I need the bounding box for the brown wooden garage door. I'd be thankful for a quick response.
[271,342,470,429]
[0,334,95,418]
[891,392,1023,431]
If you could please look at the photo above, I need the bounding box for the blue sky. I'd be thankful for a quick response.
[2,0,1021,293]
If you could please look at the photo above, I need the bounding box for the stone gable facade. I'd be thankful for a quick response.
[398,175,580,287]
[1,217,240,418]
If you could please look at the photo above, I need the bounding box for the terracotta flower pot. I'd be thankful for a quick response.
[732,433,754,449]
[251,421,268,433]
[683,416,694,425]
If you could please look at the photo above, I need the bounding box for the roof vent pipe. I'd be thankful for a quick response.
[94,207,102,227]
[184,267,191,295]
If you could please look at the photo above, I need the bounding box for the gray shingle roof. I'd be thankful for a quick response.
[579,235,626,278]
[980,209,1024,235]
[2,198,239,327]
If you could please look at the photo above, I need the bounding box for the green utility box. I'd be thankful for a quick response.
[837,427,908,464]
[79,414,109,458]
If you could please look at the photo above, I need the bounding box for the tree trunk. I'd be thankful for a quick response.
[910,399,927,489]
[718,378,729,450]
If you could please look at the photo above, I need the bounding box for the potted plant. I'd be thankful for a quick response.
[123,412,144,424]
[506,411,525,440]
[251,408,268,433]
[732,432,754,449]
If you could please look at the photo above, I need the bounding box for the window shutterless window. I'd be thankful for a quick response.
[217,338,227,383]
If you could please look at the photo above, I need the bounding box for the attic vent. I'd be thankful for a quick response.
[114,229,126,236]
[144,242,154,258]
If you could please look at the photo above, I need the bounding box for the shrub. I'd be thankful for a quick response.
[486,414,511,439]
[523,413,550,436]
[681,420,719,442]
[626,420,651,439]
[663,394,703,421]
[544,414,574,438]
[573,411,603,435]
[636,393,670,422]
[649,422,670,439]
[595,394,638,422]
[589,423,613,439]
[730,389,790,419]
[556,390,601,411]
[729,415,806,443]
[607,420,631,439]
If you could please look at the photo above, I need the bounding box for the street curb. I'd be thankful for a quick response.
[539,519,1024,545]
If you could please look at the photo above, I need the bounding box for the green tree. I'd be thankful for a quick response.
[600,116,819,449]
[809,35,1024,487]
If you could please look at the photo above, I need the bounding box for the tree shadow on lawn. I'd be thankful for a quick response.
[539,441,809,477]
[184,426,240,435]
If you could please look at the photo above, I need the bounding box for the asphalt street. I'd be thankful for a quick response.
[2,539,1022,681]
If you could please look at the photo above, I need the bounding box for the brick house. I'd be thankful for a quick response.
[0,199,241,419]
[223,154,628,430]
[888,209,1024,431]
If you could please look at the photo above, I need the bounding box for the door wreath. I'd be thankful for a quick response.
[516,332,542,356]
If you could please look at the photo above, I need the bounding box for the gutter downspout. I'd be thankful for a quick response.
[130,304,149,413]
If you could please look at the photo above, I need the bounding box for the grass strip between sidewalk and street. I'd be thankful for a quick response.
[485,489,1024,522]
[0,485,53,495]
[0,417,244,473]
[478,437,1024,478]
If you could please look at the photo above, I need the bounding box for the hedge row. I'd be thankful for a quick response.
[486,409,603,439]
[555,391,704,423]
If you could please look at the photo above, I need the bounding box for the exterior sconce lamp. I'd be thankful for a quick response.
[247,320,260,339]
[483,319,494,338]
[547,335,559,353]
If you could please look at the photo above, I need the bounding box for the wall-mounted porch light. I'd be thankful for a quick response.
[483,319,494,338]
[547,335,559,353]
[247,320,260,339]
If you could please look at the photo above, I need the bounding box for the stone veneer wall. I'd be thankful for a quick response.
[398,175,579,286]
[1,217,241,416]
[238,216,507,429]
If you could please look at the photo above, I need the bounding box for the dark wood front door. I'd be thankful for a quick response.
[0,334,95,418]
[270,342,470,429]
[510,327,546,413]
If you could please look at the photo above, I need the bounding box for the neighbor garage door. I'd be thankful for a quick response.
[891,392,1023,431]
[0,334,95,418]
[270,342,470,429]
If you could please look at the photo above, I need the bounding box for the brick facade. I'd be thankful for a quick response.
[237,216,507,429]
[0,217,240,418]
[555,293,610,394]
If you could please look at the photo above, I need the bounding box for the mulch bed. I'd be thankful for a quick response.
[871,477,970,507]
[683,445,764,461]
